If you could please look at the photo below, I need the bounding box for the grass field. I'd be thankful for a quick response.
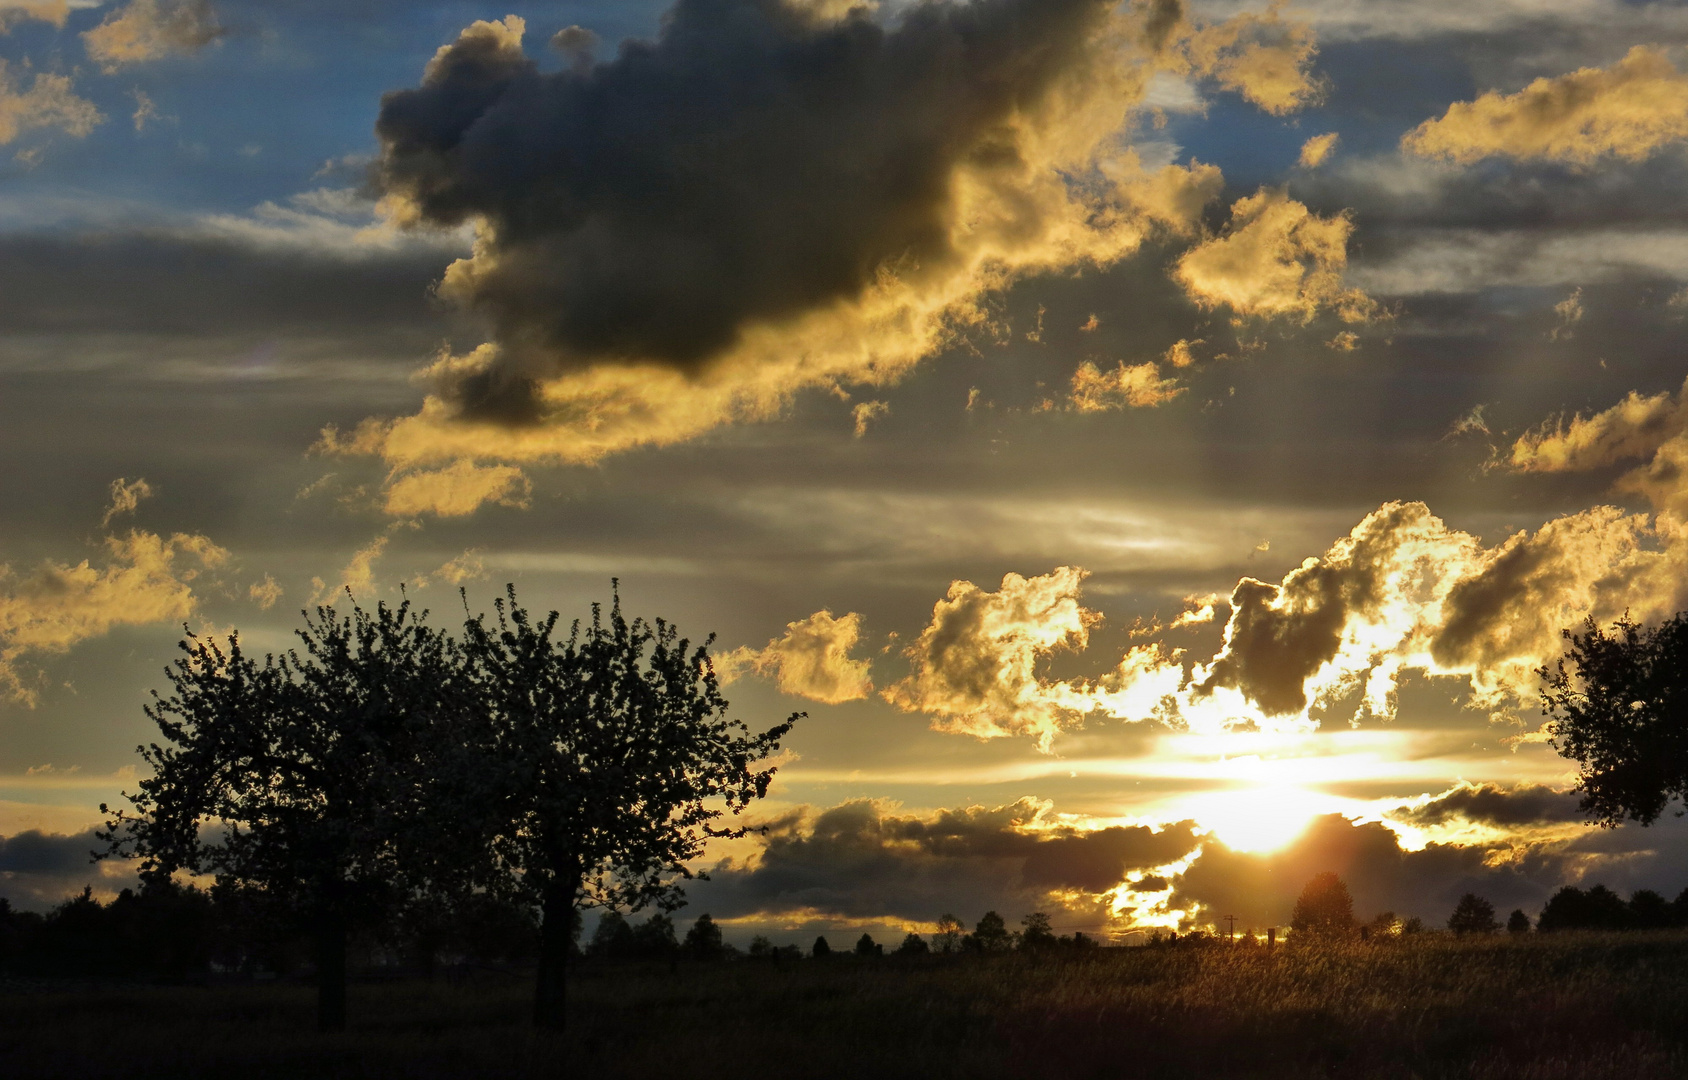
[3,932,1687,1079]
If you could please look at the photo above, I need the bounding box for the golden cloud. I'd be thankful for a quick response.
[718,609,875,705]
[247,574,282,610]
[0,2,67,31]
[82,0,224,72]
[1178,0,1323,115]
[0,530,228,705]
[1298,131,1339,169]
[100,477,153,528]
[1403,46,1688,166]
[311,536,388,604]
[851,401,890,438]
[1510,377,1688,516]
[0,61,101,144]
[380,459,531,518]
[1069,360,1183,411]
[1173,188,1377,324]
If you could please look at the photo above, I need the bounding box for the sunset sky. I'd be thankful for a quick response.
[3,0,1688,941]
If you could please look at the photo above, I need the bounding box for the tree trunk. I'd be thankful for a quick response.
[315,904,348,1033]
[533,874,578,1030]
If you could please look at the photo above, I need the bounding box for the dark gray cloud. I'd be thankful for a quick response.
[0,829,128,911]
[1397,783,1584,828]
[681,798,1199,926]
[372,0,1121,415]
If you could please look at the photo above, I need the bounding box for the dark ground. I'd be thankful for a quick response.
[3,932,1687,1079]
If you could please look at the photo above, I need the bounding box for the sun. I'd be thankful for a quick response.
[1186,784,1337,853]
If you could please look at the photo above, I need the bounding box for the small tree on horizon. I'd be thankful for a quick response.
[932,913,964,954]
[812,935,831,958]
[1448,893,1499,935]
[1291,873,1355,937]
[972,910,1013,952]
[1020,912,1056,950]
[684,913,724,959]
[1507,909,1531,934]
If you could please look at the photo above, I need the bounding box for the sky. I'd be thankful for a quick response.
[3,0,1688,943]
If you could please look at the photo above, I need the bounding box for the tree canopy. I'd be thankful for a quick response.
[1290,872,1355,936]
[101,598,456,1031]
[1541,612,1688,826]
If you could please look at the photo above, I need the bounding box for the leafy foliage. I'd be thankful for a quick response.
[1447,893,1499,935]
[1541,612,1688,825]
[1290,872,1355,936]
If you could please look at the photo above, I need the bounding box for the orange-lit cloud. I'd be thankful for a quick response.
[1069,360,1183,411]
[380,459,531,518]
[719,609,874,705]
[100,477,153,527]
[886,567,1106,748]
[0,2,67,31]
[1177,0,1323,115]
[1173,188,1376,323]
[311,536,388,603]
[0,61,101,145]
[1403,46,1688,166]
[83,0,224,72]
[1510,376,1688,515]
[0,529,228,705]
[1298,131,1339,168]
[248,574,282,610]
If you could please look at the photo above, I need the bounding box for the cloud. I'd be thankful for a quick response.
[0,530,228,705]
[686,797,1201,929]
[311,536,387,603]
[851,400,889,438]
[1509,377,1688,515]
[0,828,134,911]
[1176,0,1323,115]
[380,459,532,518]
[0,61,102,145]
[718,609,874,704]
[82,0,225,72]
[100,477,153,528]
[247,574,282,610]
[1549,286,1582,340]
[0,2,66,31]
[1298,131,1339,169]
[327,0,1241,469]
[1191,500,1688,722]
[1395,783,1583,829]
[432,548,486,587]
[1171,813,1571,930]
[1068,360,1183,411]
[1173,188,1376,324]
[1402,46,1688,166]
[885,567,1098,747]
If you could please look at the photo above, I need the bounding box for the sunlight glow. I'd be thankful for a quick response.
[1182,784,1346,853]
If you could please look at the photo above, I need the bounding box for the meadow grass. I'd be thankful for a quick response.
[2,931,1685,1079]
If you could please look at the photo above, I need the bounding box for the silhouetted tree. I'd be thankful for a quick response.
[1628,890,1672,929]
[895,931,929,956]
[589,911,636,958]
[1541,612,1688,826]
[1448,893,1499,935]
[1507,909,1531,934]
[633,913,679,957]
[932,913,963,954]
[972,910,1012,952]
[101,599,456,1031]
[458,586,798,1028]
[749,934,775,958]
[684,913,724,959]
[1290,872,1355,936]
[1537,885,1630,932]
[855,932,882,957]
[1401,917,1424,934]
[1020,912,1056,950]
[812,935,832,958]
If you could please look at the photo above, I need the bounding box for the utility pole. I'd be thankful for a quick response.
[1224,915,1237,943]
